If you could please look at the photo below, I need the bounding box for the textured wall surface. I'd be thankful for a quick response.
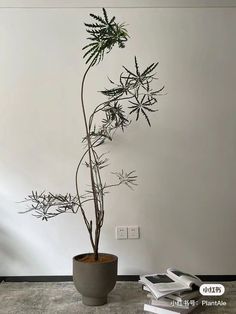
[0,4,236,275]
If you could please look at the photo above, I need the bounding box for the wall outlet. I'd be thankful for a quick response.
[116,226,128,239]
[128,226,140,239]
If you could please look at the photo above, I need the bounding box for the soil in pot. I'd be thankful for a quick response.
[78,253,117,263]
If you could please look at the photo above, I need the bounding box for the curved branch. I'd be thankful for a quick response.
[75,137,103,205]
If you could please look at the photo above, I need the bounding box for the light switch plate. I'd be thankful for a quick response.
[128,226,140,239]
[116,226,128,239]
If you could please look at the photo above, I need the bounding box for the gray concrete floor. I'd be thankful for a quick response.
[0,281,235,313]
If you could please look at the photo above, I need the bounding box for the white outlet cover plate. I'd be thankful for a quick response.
[128,226,140,239]
[116,226,128,239]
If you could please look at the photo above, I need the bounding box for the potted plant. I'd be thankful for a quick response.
[21,8,164,306]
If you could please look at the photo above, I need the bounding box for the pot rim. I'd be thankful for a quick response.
[73,252,118,264]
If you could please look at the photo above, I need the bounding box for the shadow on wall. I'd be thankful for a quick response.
[0,224,27,275]
[0,221,46,276]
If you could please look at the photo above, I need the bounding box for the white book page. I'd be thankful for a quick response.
[139,277,167,299]
[139,273,188,300]
[167,268,202,288]
[157,282,186,291]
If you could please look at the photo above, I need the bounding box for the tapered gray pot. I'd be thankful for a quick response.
[73,253,118,306]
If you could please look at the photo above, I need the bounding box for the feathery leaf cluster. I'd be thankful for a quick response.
[112,170,138,189]
[20,191,78,221]
[95,57,164,137]
[83,8,129,65]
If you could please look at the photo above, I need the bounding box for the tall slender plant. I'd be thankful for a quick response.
[21,9,164,261]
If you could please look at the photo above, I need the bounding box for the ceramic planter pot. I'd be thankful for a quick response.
[73,253,118,306]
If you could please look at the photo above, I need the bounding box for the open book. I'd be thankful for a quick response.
[139,268,202,300]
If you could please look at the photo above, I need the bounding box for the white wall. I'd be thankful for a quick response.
[0,3,236,276]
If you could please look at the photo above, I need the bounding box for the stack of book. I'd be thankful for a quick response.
[139,268,202,313]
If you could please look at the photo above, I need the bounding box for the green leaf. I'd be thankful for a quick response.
[141,62,159,77]
[122,66,136,77]
[141,108,151,126]
[83,45,98,59]
[82,42,98,51]
[85,48,99,64]
[90,13,106,25]
[84,23,102,28]
[134,56,140,76]
[103,8,109,23]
